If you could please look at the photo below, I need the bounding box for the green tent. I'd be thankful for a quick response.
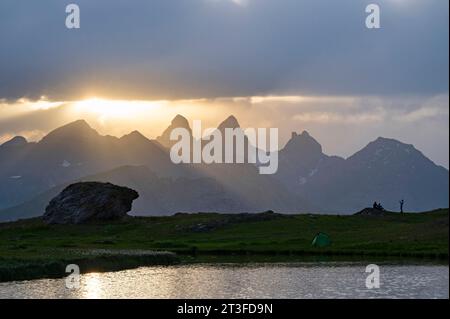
[312,232,331,247]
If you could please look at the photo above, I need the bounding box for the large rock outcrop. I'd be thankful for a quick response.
[43,182,139,224]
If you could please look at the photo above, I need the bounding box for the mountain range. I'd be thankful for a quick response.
[275,131,449,212]
[0,115,448,221]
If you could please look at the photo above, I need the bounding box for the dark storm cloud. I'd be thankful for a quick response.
[0,0,448,100]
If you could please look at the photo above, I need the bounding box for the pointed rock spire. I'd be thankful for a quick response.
[157,114,192,149]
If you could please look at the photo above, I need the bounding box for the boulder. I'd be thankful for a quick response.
[43,182,139,224]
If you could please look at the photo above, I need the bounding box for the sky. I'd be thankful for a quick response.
[0,0,449,167]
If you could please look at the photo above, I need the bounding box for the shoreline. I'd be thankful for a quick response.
[0,251,180,283]
[1,250,448,283]
[1,210,448,282]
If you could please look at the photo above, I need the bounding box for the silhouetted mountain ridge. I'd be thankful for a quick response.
[156,114,192,149]
[288,135,449,212]
[0,136,28,148]
[218,115,240,132]
[0,120,179,209]
[0,116,448,219]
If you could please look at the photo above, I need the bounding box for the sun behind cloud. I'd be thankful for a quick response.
[72,98,166,123]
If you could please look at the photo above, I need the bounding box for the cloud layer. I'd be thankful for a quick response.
[1,94,448,168]
[0,1,448,167]
[0,0,448,100]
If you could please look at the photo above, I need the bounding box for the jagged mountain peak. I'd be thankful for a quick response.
[372,136,410,146]
[0,136,28,148]
[171,114,190,128]
[41,119,98,142]
[356,137,418,157]
[301,130,311,137]
[283,130,322,155]
[120,130,150,143]
[157,115,192,149]
[346,136,435,169]
[218,115,240,131]
[60,119,91,130]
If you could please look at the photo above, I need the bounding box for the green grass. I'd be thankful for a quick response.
[0,209,448,281]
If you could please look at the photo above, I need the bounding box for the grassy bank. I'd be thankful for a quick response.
[0,209,448,281]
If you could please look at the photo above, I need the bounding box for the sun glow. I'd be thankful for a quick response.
[82,273,103,299]
[73,98,166,122]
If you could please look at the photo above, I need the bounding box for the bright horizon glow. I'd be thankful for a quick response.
[82,273,102,299]
[0,94,448,168]
[73,98,167,123]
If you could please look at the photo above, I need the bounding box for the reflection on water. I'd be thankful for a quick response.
[83,273,102,299]
[0,263,448,299]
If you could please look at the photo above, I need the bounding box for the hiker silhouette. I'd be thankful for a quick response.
[373,201,384,211]
[399,199,404,214]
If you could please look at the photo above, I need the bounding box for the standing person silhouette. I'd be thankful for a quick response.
[399,199,404,214]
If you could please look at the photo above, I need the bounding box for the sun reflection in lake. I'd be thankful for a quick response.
[82,273,103,299]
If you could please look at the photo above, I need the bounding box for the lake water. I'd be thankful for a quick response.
[0,263,448,299]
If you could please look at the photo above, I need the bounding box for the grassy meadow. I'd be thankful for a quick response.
[0,209,448,281]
